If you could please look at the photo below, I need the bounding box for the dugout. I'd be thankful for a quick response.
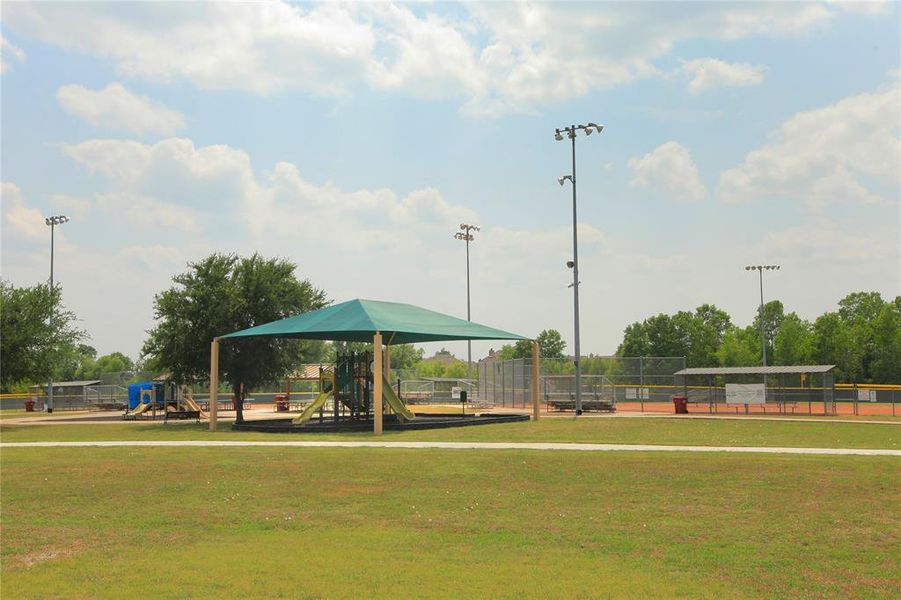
[674,365,835,415]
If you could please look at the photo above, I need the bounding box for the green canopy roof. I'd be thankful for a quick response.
[219,299,528,344]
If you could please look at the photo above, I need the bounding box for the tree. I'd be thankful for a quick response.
[536,329,566,360]
[869,299,901,383]
[56,343,97,381]
[0,280,85,392]
[688,304,732,367]
[142,253,327,422]
[494,329,565,361]
[813,312,862,382]
[715,326,760,367]
[752,300,785,362]
[772,313,814,366]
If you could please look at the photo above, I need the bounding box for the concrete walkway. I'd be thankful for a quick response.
[2,440,898,456]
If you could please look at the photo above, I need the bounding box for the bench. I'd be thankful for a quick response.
[166,410,201,421]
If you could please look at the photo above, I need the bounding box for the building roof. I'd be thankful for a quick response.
[220,299,527,344]
[30,380,103,388]
[675,365,835,376]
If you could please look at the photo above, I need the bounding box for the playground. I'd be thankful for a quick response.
[2,299,899,598]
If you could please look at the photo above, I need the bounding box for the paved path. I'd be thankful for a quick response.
[2,440,898,456]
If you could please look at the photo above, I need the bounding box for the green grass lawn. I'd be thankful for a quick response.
[1,446,898,599]
[1,417,898,449]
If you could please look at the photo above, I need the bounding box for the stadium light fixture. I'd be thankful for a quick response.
[745,264,781,367]
[43,214,70,413]
[454,223,480,389]
[555,122,604,415]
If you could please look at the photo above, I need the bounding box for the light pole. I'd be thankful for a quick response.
[44,215,69,413]
[745,265,780,366]
[454,223,480,390]
[556,122,604,416]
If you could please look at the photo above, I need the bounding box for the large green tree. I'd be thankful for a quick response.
[0,280,86,392]
[618,305,731,367]
[497,329,567,361]
[142,254,327,422]
[772,313,814,366]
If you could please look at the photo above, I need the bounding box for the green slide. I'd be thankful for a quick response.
[382,374,415,422]
[292,389,334,424]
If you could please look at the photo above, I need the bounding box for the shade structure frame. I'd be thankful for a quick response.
[210,299,531,433]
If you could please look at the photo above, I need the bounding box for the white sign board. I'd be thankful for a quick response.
[725,383,766,405]
[857,389,877,402]
[451,386,461,400]
[625,387,650,400]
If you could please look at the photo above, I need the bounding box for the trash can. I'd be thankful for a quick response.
[24,399,36,412]
[274,394,288,412]
[672,395,688,414]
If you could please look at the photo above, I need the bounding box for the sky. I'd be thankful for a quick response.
[1,1,899,363]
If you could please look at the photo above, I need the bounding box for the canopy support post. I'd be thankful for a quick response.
[531,340,540,421]
[209,337,219,432]
[373,331,383,435]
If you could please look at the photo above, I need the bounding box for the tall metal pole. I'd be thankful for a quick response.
[555,123,602,416]
[455,224,479,393]
[570,128,582,416]
[746,265,779,368]
[43,215,69,413]
[48,221,55,413]
[465,233,471,386]
[758,268,766,367]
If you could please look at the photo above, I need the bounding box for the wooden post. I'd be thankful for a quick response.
[531,340,540,421]
[209,338,219,431]
[373,332,383,435]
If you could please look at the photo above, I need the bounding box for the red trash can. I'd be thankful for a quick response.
[274,394,288,412]
[672,396,688,414]
[24,399,36,412]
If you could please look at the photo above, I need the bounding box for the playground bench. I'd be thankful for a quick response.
[166,410,201,421]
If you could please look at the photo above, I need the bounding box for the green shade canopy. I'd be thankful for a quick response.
[219,299,528,344]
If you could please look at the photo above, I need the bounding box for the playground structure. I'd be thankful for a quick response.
[213,298,538,434]
[123,381,203,421]
[291,351,415,426]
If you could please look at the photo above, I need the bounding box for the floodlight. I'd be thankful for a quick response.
[566,260,575,268]
[555,129,563,141]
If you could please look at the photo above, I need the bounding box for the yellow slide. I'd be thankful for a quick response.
[382,374,415,422]
[292,389,334,425]
[183,396,205,415]
[132,402,154,415]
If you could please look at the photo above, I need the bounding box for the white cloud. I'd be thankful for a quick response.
[0,35,25,74]
[682,58,766,93]
[2,2,853,117]
[1,182,45,241]
[62,137,477,241]
[719,84,901,209]
[94,192,204,235]
[57,83,186,135]
[49,194,92,220]
[765,219,897,262]
[628,141,706,202]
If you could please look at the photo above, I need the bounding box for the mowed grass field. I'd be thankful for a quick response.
[1,419,899,598]
[0,415,899,448]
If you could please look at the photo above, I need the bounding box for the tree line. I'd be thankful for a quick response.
[3,252,896,406]
[616,292,900,383]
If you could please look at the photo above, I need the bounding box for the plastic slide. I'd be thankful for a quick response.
[382,374,416,422]
[183,396,205,415]
[132,402,154,415]
[292,389,334,425]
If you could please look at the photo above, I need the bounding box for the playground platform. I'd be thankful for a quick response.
[231,412,530,433]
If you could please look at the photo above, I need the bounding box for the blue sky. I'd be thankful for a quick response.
[1,1,899,361]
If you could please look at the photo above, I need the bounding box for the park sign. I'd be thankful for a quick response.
[725,383,766,405]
